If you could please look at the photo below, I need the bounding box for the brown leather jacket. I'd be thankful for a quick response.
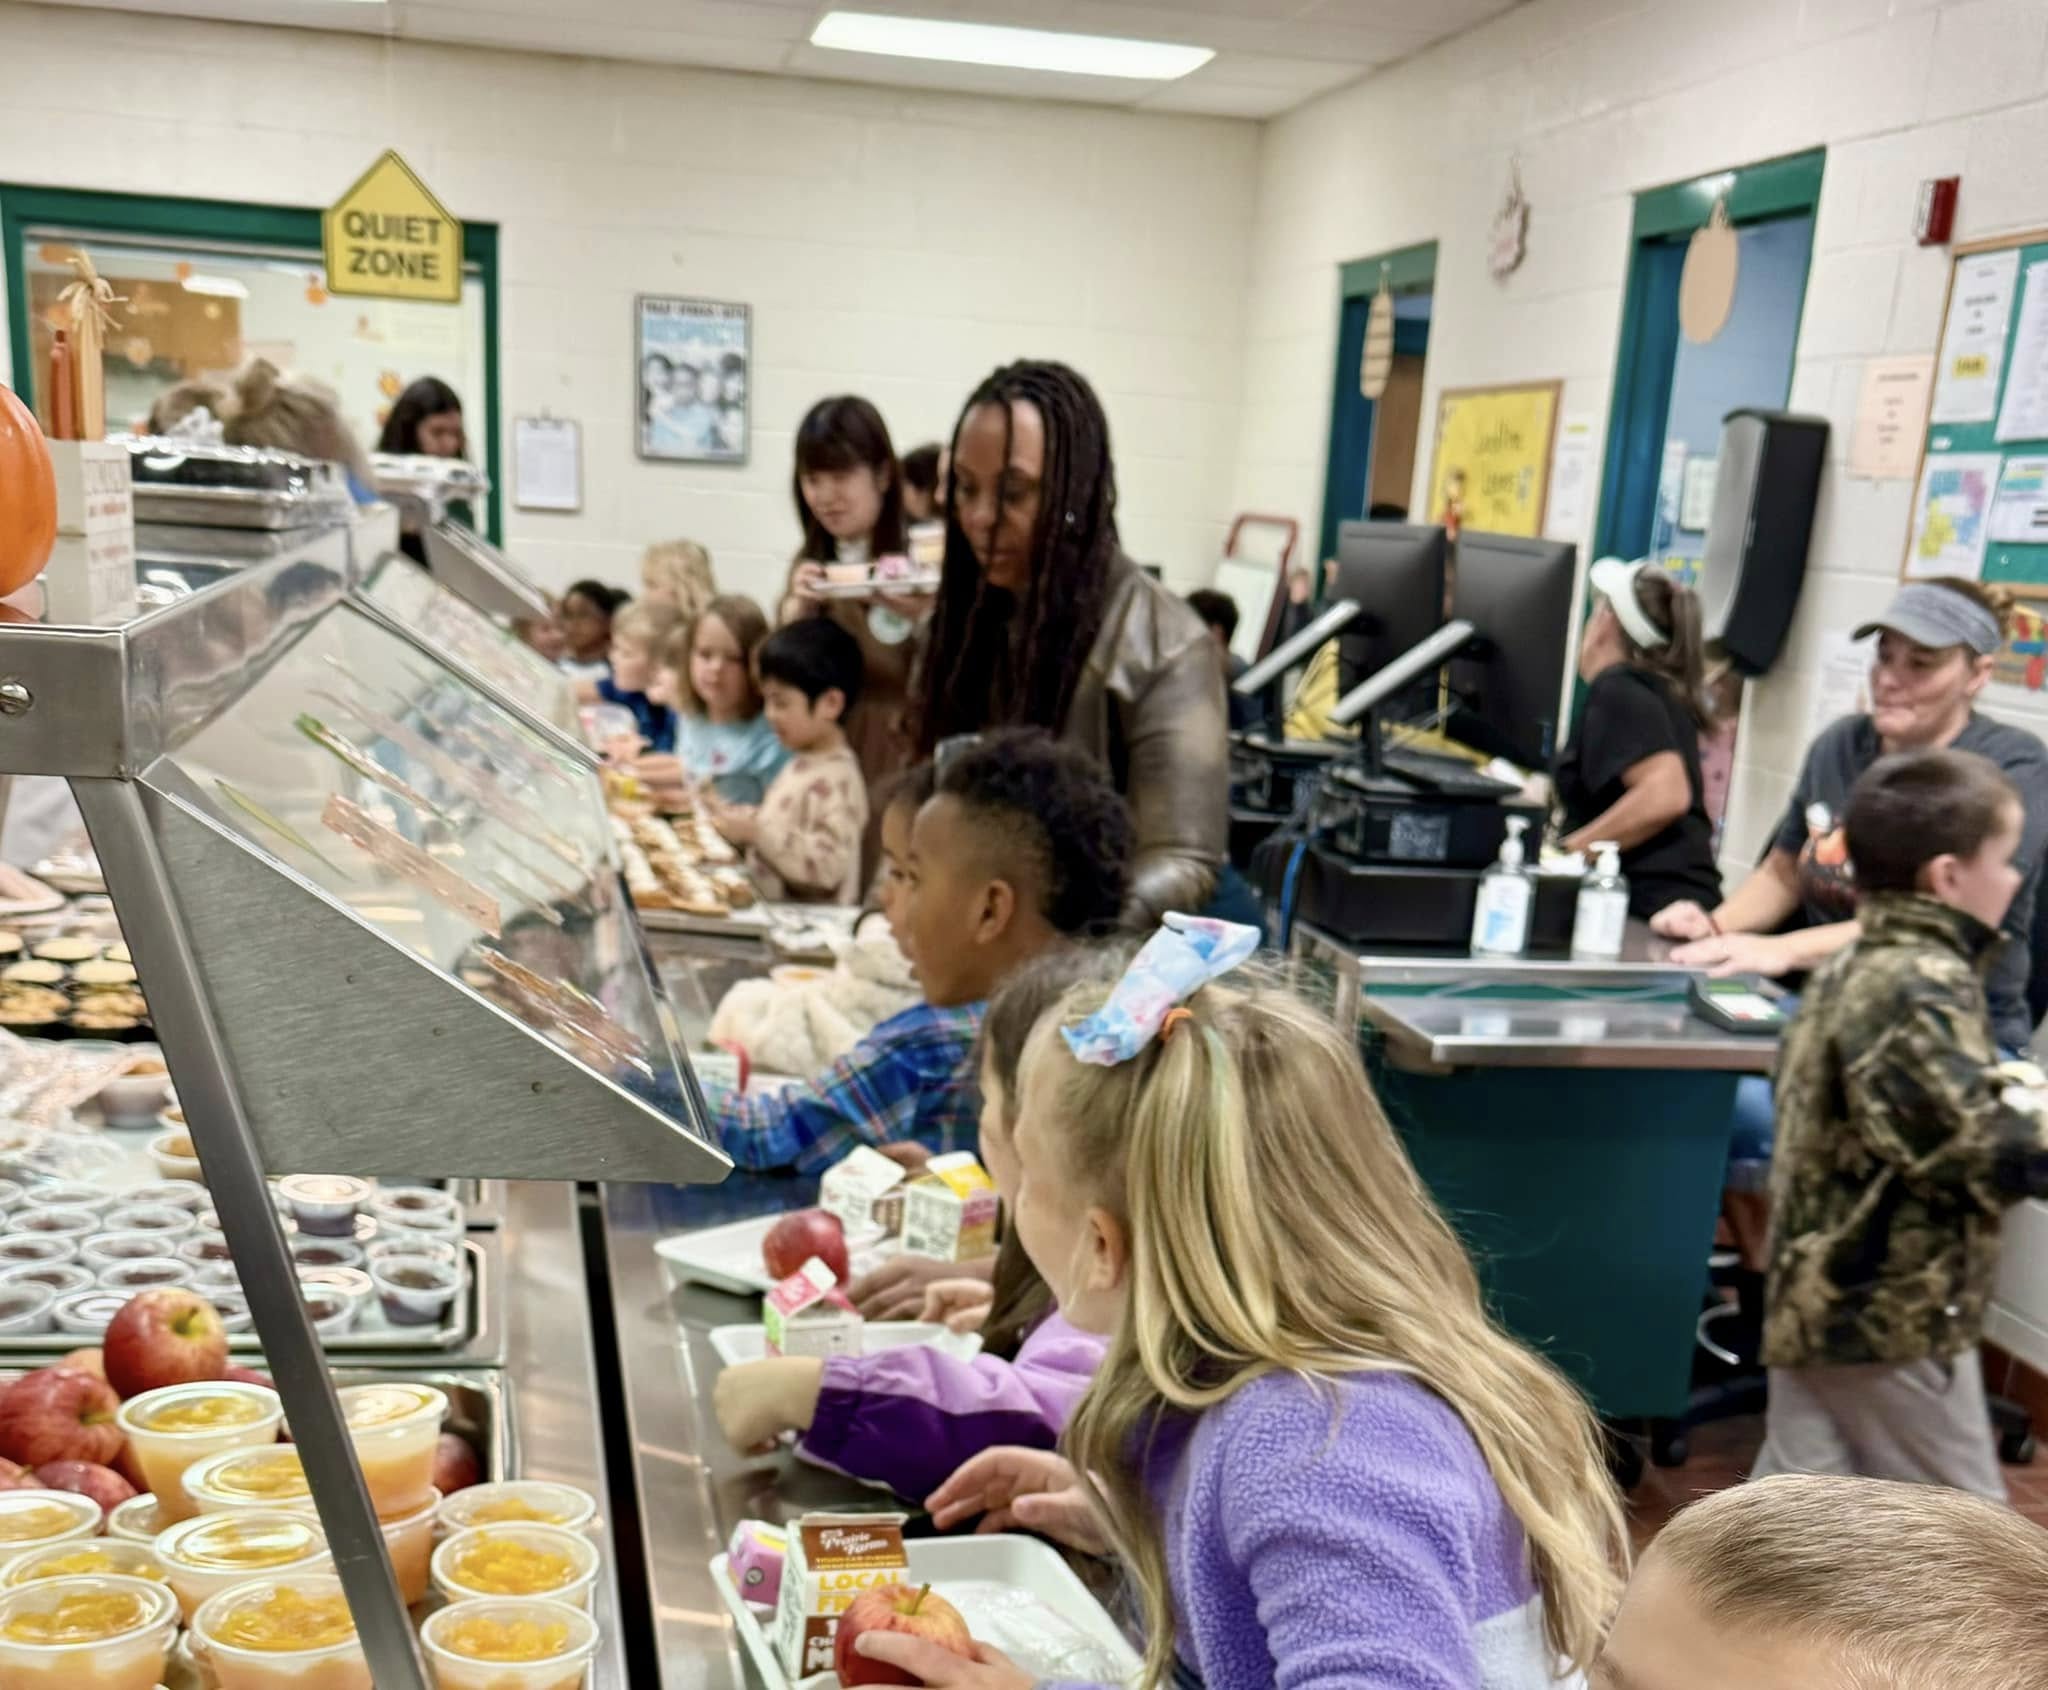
[1064,557,1228,925]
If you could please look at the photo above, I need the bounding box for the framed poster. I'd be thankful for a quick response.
[637,296,749,464]
[1425,380,1562,538]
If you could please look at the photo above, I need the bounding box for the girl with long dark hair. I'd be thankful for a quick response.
[376,376,466,457]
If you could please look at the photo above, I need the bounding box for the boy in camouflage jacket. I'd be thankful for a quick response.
[1759,749,2048,1501]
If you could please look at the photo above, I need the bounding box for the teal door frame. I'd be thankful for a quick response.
[1318,240,1438,566]
[2,183,503,542]
[1592,149,1825,564]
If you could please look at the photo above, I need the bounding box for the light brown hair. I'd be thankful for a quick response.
[1617,568,1713,732]
[610,599,680,656]
[146,380,230,436]
[1027,973,1626,1687]
[641,540,716,623]
[222,359,368,483]
[1926,574,2018,640]
[666,594,769,719]
[1652,1474,2048,1690]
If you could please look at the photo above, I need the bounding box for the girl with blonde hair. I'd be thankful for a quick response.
[222,359,373,499]
[860,919,1626,1690]
[640,539,716,623]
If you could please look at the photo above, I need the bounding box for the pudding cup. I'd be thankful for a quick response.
[274,1176,372,1239]
[17,1183,114,1214]
[190,1574,368,1690]
[0,1236,76,1268]
[336,1383,447,1516]
[0,1574,178,1690]
[10,1206,99,1241]
[97,1203,196,1240]
[0,1284,53,1335]
[369,1255,461,1327]
[123,1180,206,1213]
[365,1235,459,1271]
[431,1524,599,1611]
[115,1382,283,1524]
[51,1289,129,1338]
[365,1188,460,1233]
[420,1597,599,1690]
[94,1257,194,1293]
[155,1511,331,1623]
[81,1232,185,1271]
[0,1262,92,1299]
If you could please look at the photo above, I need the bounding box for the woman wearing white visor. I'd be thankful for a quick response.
[1552,557,1722,919]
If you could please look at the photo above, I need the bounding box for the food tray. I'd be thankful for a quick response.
[707,1322,981,1369]
[636,900,775,938]
[654,1214,899,1298]
[711,1535,1139,1690]
[132,483,351,533]
[808,574,941,600]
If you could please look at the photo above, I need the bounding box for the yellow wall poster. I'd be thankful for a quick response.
[1425,381,1562,538]
[323,151,463,306]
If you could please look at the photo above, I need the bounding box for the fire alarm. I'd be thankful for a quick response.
[1916,177,1959,247]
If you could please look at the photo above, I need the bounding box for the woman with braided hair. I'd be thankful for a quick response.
[911,360,1230,927]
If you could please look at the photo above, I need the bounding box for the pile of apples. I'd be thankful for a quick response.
[0,1287,482,1517]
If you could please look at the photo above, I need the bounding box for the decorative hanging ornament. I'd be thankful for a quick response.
[1488,157,1529,282]
[1360,265,1395,400]
[1680,196,1739,344]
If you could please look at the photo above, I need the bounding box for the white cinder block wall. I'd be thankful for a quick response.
[1231,0,2048,871]
[0,1,1258,605]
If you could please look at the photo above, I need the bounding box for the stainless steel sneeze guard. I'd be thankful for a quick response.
[0,552,732,1690]
[423,520,551,622]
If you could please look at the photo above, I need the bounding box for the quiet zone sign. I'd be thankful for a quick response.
[323,150,463,305]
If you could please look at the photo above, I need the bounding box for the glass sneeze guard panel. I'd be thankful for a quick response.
[149,599,703,1136]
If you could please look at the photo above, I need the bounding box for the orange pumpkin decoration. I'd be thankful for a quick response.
[0,383,58,598]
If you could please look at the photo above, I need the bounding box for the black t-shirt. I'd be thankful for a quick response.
[1554,665,1722,920]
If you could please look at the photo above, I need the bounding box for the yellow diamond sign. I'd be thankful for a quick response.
[323,150,463,305]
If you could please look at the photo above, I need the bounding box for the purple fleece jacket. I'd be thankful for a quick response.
[798,1313,1105,1504]
[1054,1370,1570,1690]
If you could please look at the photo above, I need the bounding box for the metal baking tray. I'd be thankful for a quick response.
[134,483,351,533]
[126,436,344,494]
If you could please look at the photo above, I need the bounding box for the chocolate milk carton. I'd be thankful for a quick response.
[772,1511,910,1676]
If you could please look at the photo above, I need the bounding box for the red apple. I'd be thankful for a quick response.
[0,1458,22,1484]
[102,1290,227,1400]
[433,1432,482,1496]
[29,1460,136,1517]
[834,1582,975,1687]
[763,1209,848,1285]
[59,1349,104,1383]
[0,1368,123,1468]
[222,1365,275,1391]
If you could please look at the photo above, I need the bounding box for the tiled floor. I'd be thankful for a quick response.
[1625,1413,2048,1551]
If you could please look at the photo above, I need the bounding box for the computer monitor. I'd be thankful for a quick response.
[1330,521,1447,701]
[1443,531,1578,769]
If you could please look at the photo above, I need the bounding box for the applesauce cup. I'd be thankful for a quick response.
[182,1445,316,1519]
[0,1539,167,1588]
[432,1525,600,1611]
[0,1574,178,1690]
[104,1495,166,1545]
[335,1382,447,1516]
[115,1382,284,1524]
[0,1491,102,1570]
[190,1574,368,1690]
[437,1482,598,1538]
[155,1511,331,1623]
[379,1489,439,1605]
[421,1597,599,1690]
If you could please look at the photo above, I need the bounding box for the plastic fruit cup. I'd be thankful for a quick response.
[274,1176,372,1239]
[0,1574,179,1690]
[155,1512,331,1623]
[287,1237,363,1272]
[181,1444,315,1520]
[97,1072,170,1126]
[365,1235,459,1271]
[369,1254,461,1328]
[432,1525,600,1611]
[190,1574,367,1690]
[10,1206,99,1241]
[336,1383,447,1516]
[97,1204,196,1240]
[380,1489,439,1606]
[148,1134,202,1184]
[123,1180,205,1213]
[176,1234,236,1269]
[300,1283,363,1339]
[80,1232,183,1271]
[420,1597,599,1690]
[0,1236,75,1267]
[1,1539,167,1588]
[0,1492,102,1570]
[51,1289,129,1338]
[436,1483,598,1538]
[103,1497,164,1546]
[115,1382,284,1525]
[0,1179,24,1213]
[17,1183,114,1214]
[0,1262,92,1298]
[0,1283,53,1335]
[365,1188,459,1232]
[94,1257,194,1293]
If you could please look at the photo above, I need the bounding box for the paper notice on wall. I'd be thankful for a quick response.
[1995,261,2048,443]
[1990,455,2048,544]
[513,416,581,513]
[1543,413,1597,543]
[1848,355,1935,479]
[1679,456,1719,532]
[1931,248,2018,425]
[1808,631,1872,744]
[1651,438,1687,557]
[1906,451,2000,578]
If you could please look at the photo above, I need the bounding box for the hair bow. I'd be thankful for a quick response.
[1061,913,1261,1067]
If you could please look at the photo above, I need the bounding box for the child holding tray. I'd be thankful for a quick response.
[856,919,1625,1690]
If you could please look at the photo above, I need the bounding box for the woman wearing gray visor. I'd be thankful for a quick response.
[1655,576,2048,1062]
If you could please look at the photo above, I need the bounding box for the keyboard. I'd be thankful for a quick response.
[1381,746,1520,799]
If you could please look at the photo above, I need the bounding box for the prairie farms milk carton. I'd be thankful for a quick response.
[762,1258,864,1360]
[818,1144,906,1234]
[773,1512,910,1676]
[900,1153,999,1262]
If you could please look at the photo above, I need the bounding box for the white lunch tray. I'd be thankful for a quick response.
[711,1533,1139,1690]
[707,1321,982,1368]
[654,1213,897,1297]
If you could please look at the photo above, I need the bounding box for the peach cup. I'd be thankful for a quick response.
[0,1492,102,1571]
[0,1574,179,1690]
[190,1574,368,1690]
[420,1598,599,1690]
[432,1525,600,1611]
[155,1511,332,1624]
[115,1381,283,1525]
[336,1382,447,1517]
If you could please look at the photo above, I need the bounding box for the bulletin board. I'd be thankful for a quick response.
[1424,380,1561,538]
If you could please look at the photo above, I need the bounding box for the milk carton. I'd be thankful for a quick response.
[762,1258,863,1360]
[819,1145,906,1234]
[772,1512,910,1677]
[900,1153,999,1263]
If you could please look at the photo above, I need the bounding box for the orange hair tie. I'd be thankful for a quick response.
[1159,1007,1194,1043]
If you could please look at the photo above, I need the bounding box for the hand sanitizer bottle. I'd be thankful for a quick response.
[1470,816,1534,958]
[1572,841,1630,961]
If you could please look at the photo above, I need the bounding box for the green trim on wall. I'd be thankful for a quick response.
[1338,240,1439,302]
[2,181,502,542]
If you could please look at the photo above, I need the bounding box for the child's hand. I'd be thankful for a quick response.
[849,1252,988,1321]
[920,1279,994,1334]
[927,1447,1108,1555]
[705,797,759,847]
[876,1142,932,1175]
[849,1633,1031,1690]
[712,1356,824,1454]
